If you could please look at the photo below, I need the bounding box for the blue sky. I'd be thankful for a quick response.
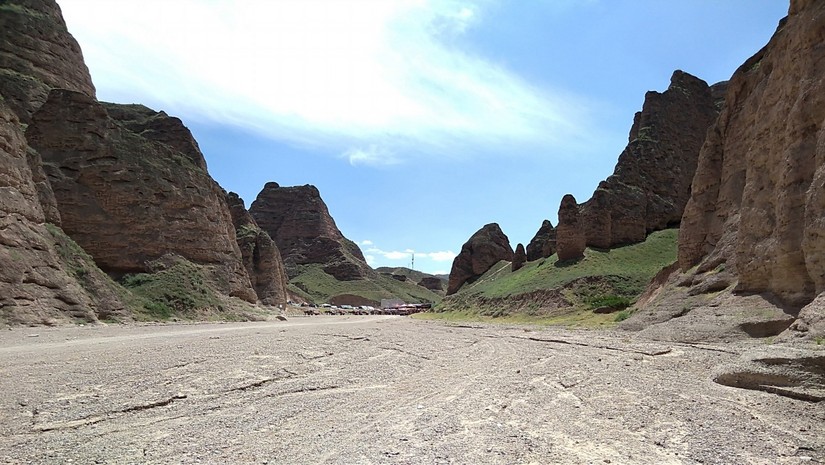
[57,0,787,275]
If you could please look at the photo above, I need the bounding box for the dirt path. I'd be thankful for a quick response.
[0,317,822,464]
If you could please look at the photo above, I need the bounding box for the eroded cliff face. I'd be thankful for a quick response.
[446,223,514,295]
[0,98,132,325]
[679,0,825,308]
[226,192,289,307]
[25,89,257,303]
[554,71,721,260]
[250,182,372,281]
[634,0,825,342]
[0,0,95,123]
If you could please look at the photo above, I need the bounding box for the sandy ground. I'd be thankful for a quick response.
[0,316,822,465]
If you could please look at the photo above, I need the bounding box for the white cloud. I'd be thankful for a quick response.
[58,0,592,165]
[360,240,373,246]
[426,251,457,262]
[365,254,376,266]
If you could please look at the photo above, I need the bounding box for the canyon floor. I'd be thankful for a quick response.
[0,316,822,465]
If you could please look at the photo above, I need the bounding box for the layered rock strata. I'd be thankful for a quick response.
[555,71,721,259]
[678,1,825,311]
[226,192,289,307]
[447,223,514,295]
[0,0,95,122]
[26,89,256,303]
[250,182,371,281]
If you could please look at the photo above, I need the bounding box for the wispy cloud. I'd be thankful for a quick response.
[363,245,456,263]
[59,0,592,164]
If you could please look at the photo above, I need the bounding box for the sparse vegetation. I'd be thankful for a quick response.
[435,229,678,327]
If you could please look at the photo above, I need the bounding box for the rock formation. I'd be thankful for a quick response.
[678,2,825,311]
[554,71,721,257]
[447,223,514,295]
[526,220,556,261]
[250,182,372,281]
[0,0,96,123]
[25,89,256,303]
[418,276,444,292]
[226,192,289,306]
[555,195,586,261]
[512,243,526,272]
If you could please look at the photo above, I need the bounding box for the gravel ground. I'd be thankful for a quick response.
[0,316,822,464]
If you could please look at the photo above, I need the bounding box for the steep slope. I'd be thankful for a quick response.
[0,0,95,122]
[25,90,257,303]
[555,71,721,259]
[633,0,825,342]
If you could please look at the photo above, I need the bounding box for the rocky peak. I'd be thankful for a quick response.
[250,182,371,281]
[446,223,514,295]
[512,243,526,272]
[526,219,556,261]
[0,0,96,122]
[555,194,586,261]
[552,70,721,260]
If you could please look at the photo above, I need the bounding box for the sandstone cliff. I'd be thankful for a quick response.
[25,89,257,303]
[250,182,371,281]
[447,223,514,295]
[226,192,289,307]
[634,0,825,343]
[0,0,95,123]
[555,71,721,260]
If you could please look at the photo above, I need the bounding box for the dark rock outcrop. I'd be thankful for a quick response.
[25,89,256,303]
[677,0,825,312]
[447,223,514,295]
[512,243,526,272]
[250,182,371,281]
[418,276,444,292]
[0,0,96,123]
[555,195,586,261]
[526,220,556,261]
[569,71,721,252]
[226,192,289,307]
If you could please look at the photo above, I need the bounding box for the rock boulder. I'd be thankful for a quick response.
[447,223,514,295]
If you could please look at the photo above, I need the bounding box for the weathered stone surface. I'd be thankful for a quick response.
[575,71,720,249]
[25,89,256,303]
[418,276,444,292]
[679,1,825,310]
[226,192,289,307]
[447,223,514,295]
[555,195,586,261]
[714,347,825,402]
[0,0,95,123]
[250,182,372,281]
[512,243,526,272]
[526,220,556,261]
[0,98,130,325]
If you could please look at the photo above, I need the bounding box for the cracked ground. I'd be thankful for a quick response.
[0,316,822,464]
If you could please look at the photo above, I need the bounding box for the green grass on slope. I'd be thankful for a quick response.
[290,263,442,304]
[459,229,678,299]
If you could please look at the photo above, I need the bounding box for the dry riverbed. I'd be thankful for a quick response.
[0,316,822,464]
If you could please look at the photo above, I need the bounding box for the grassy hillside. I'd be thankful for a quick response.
[290,263,442,305]
[375,266,449,284]
[433,229,678,324]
